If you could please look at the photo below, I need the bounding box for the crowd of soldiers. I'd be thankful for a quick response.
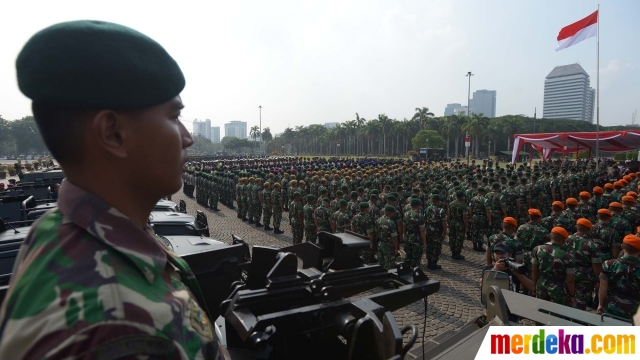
[182,156,640,320]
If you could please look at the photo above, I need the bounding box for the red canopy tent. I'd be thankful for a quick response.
[511,130,640,164]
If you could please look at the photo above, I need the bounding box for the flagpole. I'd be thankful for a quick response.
[595,4,600,171]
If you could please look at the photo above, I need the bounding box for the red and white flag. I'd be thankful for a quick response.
[556,10,598,51]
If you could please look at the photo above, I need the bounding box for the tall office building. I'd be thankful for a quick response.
[193,119,211,140]
[225,121,247,139]
[325,122,339,129]
[453,106,469,116]
[543,64,595,123]
[470,90,497,118]
[211,126,220,143]
[444,103,462,116]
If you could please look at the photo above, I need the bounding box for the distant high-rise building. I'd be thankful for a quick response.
[225,121,247,139]
[211,126,220,143]
[543,64,595,123]
[193,119,211,140]
[325,122,339,129]
[453,106,469,116]
[444,103,462,116]
[470,90,497,118]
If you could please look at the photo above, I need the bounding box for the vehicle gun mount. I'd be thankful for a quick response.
[217,231,440,360]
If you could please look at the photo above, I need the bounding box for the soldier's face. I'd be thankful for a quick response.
[126,96,191,197]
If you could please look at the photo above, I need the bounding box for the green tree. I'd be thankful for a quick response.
[411,130,445,150]
[261,127,273,152]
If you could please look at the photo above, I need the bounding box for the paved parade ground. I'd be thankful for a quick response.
[171,189,487,347]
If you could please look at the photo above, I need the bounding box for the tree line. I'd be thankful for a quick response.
[266,108,639,158]
[1,112,637,158]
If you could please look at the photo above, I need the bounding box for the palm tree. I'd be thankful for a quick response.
[355,113,366,155]
[500,116,522,151]
[344,120,356,155]
[261,127,273,153]
[412,107,435,130]
[249,126,260,153]
[377,114,391,155]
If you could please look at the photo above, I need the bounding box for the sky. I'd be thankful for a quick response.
[1,0,638,136]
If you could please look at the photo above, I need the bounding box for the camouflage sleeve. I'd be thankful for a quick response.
[514,244,524,262]
[531,247,539,265]
[365,217,375,233]
[611,231,622,247]
[565,252,576,275]
[589,240,603,264]
[599,260,614,281]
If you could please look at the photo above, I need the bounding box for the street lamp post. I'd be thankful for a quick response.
[258,105,262,149]
[465,71,474,164]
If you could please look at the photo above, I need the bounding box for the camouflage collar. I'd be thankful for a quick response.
[57,180,166,284]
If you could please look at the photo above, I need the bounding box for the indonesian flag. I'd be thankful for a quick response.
[556,10,598,51]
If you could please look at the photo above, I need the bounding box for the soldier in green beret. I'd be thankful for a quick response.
[331,199,352,233]
[352,202,377,263]
[403,199,426,268]
[290,192,304,243]
[303,194,318,243]
[376,205,400,269]
[448,190,470,260]
[0,21,221,359]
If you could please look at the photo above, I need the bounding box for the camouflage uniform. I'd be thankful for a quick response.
[271,188,283,230]
[211,176,219,209]
[281,176,290,210]
[448,199,468,256]
[290,199,304,244]
[566,232,602,309]
[556,208,578,234]
[352,211,376,262]
[601,256,640,320]
[376,215,398,269]
[532,242,575,305]
[488,232,524,263]
[591,222,621,261]
[424,204,446,265]
[540,213,560,232]
[262,187,272,228]
[515,222,548,271]
[303,202,317,243]
[485,190,503,236]
[403,208,425,268]
[469,194,488,249]
[330,209,351,234]
[0,181,219,359]
[314,204,333,233]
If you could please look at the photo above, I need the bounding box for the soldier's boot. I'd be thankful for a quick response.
[452,253,465,260]
[242,216,248,222]
[237,213,242,218]
[213,207,220,212]
[255,222,263,227]
[264,225,273,231]
[274,228,284,235]
[427,262,442,270]
[248,217,255,224]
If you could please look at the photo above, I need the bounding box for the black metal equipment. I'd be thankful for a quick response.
[179,199,187,213]
[195,210,210,237]
[217,231,440,360]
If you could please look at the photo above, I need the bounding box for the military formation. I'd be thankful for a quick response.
[185,157,640,320]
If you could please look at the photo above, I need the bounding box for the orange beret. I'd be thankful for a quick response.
[551,227,569,239]
[593,186,604,194]
[621,179,629,186]
[503,217,518,227]
[576,218,592,229]
[566,198,578,206]
[579,191,591,199]
[637,226,640,234]
[552,201,565,209]
[622,196,636,203]
[598,208,612,216]
[528,208,542,217]
[612,182,622,188]
[631,174,637,179]
[609,202,623,209]
[626,191,638,199]
[623,234,640,251]
[624,175,632,181]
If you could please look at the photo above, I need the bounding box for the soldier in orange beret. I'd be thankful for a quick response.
[532,227,576,306]
[566,218,602,310]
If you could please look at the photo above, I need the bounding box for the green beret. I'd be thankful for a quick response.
[508,180,516,185]
[350,191,359,197]
[370,194,379,200]
[17,20,184,109]
[293,191,302,197]
[359,202,370,209]
[387,195,397,202]
[336,190,344,196]
[371,189,380,195]
[431,194,441,201]
[390,192,399,198]
[320,188,328,194]
[492,182,501,188]
[477,187,486,193]
[384,205,396,212]
[306,194,315,201]
[323,197,331,203]
[410,199,422,206]
[456,190,466,197]
[339,199,348,206]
